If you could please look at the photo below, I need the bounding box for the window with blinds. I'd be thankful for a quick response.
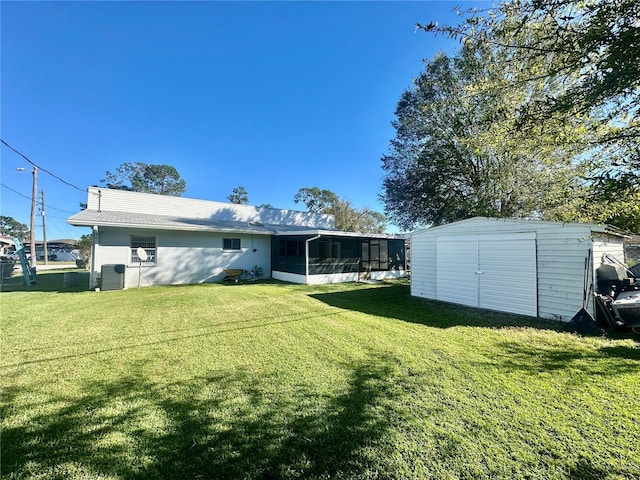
[131,235,157,264]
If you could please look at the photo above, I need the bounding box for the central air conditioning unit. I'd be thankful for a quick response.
[101,264,125,291]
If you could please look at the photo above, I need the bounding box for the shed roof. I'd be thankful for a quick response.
[409,216,628,238]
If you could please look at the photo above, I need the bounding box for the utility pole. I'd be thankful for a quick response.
[16,165,38,272]
[30,167,38,269]
[41,189,48,265]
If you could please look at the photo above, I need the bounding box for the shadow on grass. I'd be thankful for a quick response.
[491,341,640,375]
[310,282,563,331]
[0,269,90,293]
[2,311,328,369]
[2,353,403,479]
[311,283,640,369]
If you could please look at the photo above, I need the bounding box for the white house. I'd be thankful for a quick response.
[68,188,406,289]
[410,217,628,321]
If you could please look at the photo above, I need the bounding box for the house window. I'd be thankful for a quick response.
[223,238,241,251]
[131,235,156,264]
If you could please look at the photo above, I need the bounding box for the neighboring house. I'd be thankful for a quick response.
[410,217,628,321]
[32,239,80,262]
[67,187,406,289]
[0,235,14,256]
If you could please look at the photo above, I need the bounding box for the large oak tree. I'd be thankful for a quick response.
[381,41,590,230]
[417,0,640,231]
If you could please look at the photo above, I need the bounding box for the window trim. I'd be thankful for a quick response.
[223,238,242,251]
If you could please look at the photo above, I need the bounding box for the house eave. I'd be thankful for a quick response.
[67,211,280,236]
[275,229,405,239]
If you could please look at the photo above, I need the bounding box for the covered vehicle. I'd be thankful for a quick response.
[595,254,640,333]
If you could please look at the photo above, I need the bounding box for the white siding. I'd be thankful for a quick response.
[593,234,626,269]
[270,270,403,285]
[409,231,437,299]
[535,228,592,320]
[94,227,271,288]
[307,272,359,285]
[410,217,625,321]
[272,271,305,283]
[369,270,406,281]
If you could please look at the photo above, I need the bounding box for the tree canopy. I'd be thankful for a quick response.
[381,41,589,230]
[0,216,29,241]
[419,0,639,125]
[75,234,92,262]
[227,186,249,205]
[101,162,186,196]
[294,187,387,234]
[393,0,640,232]
[293,187,338,214]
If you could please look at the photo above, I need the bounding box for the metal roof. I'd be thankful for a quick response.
[68,209,327,235]
[67,209,405,239]
[408,216,629,238]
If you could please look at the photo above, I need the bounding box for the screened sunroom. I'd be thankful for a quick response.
[271,231,406,284]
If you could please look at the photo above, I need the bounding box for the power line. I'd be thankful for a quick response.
[1,138,86,193]
[1,182,31,201]
[1,182,78,214]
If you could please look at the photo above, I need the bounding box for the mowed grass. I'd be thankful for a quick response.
[2,274,640,479]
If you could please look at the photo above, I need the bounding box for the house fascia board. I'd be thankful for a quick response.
[76,222,272,236]
[275,229,405,239]
[69,217,276,236]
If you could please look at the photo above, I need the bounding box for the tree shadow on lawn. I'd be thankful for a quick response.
[489,341,640,375]
[310,283,640,370]
[310,283,562,331]
[2,310,331,370]
[2,352,405,479]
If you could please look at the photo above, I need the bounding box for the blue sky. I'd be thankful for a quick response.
[1,1,478,239]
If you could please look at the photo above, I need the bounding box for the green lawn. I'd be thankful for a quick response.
[2,273,639,479]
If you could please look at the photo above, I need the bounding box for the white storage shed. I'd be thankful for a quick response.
[410,217,628,321]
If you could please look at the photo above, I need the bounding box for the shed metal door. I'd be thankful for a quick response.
[436,234,537,317]
[436,239,479,308]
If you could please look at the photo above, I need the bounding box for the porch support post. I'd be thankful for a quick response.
[305,234,322,284]
[90,225,98,289]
